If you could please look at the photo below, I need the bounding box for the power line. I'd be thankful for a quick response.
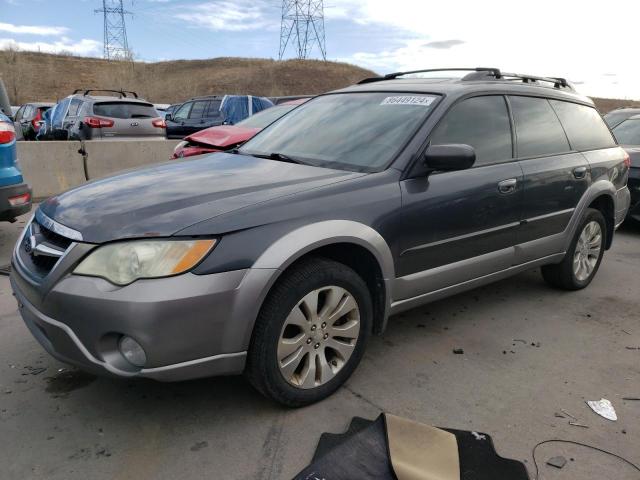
[95,0,132,60]
[279,0,326,60]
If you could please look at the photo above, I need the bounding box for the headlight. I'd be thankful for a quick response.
[74,239,216,285]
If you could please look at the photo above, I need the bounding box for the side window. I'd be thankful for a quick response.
[189,101,208,119]
[205,100,222,118]
[173,102,192,121]
[430,96,512,166]
[549,100,616,151]
[23,105,34,120]
[509,96,570,158]
[14,106,25,122]
[67,99,83,117]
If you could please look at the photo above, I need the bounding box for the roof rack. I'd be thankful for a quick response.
[72,89,139,98]
[358,67,573,90]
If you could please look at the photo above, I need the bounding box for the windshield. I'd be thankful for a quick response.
[239,92,439,172]
[236,105,296,129]
[613,118,640,145]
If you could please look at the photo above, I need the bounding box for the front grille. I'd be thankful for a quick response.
[17,219,72,280]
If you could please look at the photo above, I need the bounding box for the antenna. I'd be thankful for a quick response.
[95,0,132,60]
[279,0,327,60]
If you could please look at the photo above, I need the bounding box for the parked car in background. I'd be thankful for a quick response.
[0,112,31,221]
[13,103,54,140]
[164,103,180,119]
[10,68,630,406]
[604,107,640,129]
[611,114,640,222]
[172,98,308,159]
[154,104,170,117]
[59,90,165,140]
[165,95,273,139]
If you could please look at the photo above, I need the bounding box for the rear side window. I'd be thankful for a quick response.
[67,99,83,117]
[93,102,157,119]
[509,96,570,158]
[205,100,223,118]
[549,100,616,151]
[430,95,512,166]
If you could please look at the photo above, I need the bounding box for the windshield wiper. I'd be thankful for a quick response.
[250,152,306,165]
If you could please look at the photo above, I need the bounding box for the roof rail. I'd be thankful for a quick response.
[358,67,573,90]
[358,67,501,84]
[72,89,139,98]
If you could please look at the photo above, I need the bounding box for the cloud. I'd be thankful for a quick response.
[0,37,101,56]
[174,1,273,32]
[423,39,465,49]
[0,22,69,36]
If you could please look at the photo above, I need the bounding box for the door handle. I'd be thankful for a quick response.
[498,178,517,194]
[573,166,588,179]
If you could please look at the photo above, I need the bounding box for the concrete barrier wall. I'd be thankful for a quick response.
[17,139,181,199]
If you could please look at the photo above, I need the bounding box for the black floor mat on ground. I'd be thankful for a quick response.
[293,415,529,480]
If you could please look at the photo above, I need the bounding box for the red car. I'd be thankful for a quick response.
[172,98,308,159]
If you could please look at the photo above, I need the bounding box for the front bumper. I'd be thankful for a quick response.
[11,241,277,381]
[0,182,31,221]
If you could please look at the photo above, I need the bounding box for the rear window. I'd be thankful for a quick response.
[509,96,570,158]
[549,101,616,151]
[612,118,640,145]
[93,102,157,119]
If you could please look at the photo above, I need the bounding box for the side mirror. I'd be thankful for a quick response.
[424,144,476,172]
[165,113,172,122]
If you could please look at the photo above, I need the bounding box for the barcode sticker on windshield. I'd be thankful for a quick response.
[380,96,435,106]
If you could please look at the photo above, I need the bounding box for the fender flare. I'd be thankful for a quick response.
[564,180,616,252]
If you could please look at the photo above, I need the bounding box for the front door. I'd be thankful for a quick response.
[396,95,523,300]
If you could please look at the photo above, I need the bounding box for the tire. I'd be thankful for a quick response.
[541,208,606,290]
[246,257,372,407]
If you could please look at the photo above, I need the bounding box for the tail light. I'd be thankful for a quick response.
[0,122,16,144]
[623,151,631,168]
[31,110,42,130]
[152,118,166,128]
[83,116,114,128]
[8,192,30,207]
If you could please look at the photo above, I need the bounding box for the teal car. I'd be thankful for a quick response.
[0,112,31,221]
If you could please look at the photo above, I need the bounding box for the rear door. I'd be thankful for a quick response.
[396,95,523,298]
[510,96,589,262]
[181,100,209,135]
[202,99,224,128]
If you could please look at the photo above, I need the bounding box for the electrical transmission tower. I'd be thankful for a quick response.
[95,0,132,60]
[279,0,327,60]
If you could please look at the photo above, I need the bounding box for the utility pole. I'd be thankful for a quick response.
[279,0,327,60]
[95,0,132,60]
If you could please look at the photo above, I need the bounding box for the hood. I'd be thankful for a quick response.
[622,145,640,168]
[186,125,260,148]
[40,153,362,243]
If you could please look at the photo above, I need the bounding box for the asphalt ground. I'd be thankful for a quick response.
[1,210,639,479]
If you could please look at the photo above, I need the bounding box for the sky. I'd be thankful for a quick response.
[1,0,639,99]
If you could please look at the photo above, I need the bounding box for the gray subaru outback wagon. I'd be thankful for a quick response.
[11,68,631,406]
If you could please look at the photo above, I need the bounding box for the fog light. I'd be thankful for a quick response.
[119,336,147,367]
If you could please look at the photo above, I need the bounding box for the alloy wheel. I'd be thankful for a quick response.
[573,220,602,282]
[277,286,361,389]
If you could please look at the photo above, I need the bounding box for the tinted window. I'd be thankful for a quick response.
[173,102,192,121]
[204,100,223,118]
[240,92,439,172]
[237,105,294,128]
[612,118,640,145]
[549,101,616,151]
[509,96,570,157]
[189,101,208,119]
[430,96,512,166]
[93,102,157,119]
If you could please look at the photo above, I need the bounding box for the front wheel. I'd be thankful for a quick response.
[541,208,606,290]
[246,257,372,407]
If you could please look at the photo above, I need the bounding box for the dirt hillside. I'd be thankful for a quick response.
[1,50,638,112]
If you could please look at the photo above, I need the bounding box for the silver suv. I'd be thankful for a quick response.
[61,90,165,140]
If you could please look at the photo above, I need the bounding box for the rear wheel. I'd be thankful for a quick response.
[246,257,372,407]
[541,208,606,290]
